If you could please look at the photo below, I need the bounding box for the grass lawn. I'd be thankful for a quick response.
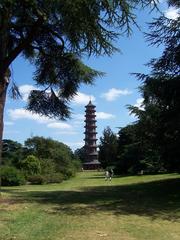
[0,172,180,240]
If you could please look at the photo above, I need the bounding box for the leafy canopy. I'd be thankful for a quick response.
[128,6,180,173]
[98,126,118,168]
[0,0,158,119]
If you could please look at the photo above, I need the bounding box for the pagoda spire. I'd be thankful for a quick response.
[83,100,100,169]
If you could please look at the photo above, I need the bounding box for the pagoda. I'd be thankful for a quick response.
[83,100,100,170]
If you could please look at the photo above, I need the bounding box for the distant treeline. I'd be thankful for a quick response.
[1,136,81,186]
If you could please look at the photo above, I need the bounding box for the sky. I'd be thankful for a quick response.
[3,2,180,151]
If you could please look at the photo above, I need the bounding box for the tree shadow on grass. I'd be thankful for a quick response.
[1,178,180,221]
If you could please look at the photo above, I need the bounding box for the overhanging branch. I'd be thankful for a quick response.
[3,17,44,71]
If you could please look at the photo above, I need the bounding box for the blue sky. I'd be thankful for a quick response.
[4,2,179,150]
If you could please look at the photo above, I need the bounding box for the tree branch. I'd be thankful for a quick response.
[3,17,44,71]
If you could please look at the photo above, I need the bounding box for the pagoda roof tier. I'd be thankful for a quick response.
[84,131,97,134]
[86,146,98,149]
[84,119,97,122]
[85,109,95,112]
[85,114,96,117]
[84,136,97,138]
[85,106,95,109]
[84,137,97,140]
[85,116,96,118]
[86,116,95,119]
[85,142,97,145]
[88,153,98,156]
[84,135,97,138]
[83,160,100,165]
[85,112,96,115]
[85,147,97,150]
[84,125,97,128]
[85,100,95,107]
[85,143,97,145]
[85,122,97,124]
[85,105,96,108]
[84,129,97,131]
[84,138,97,141]
[85,147,98,150]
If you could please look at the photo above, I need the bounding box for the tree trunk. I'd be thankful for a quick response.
[0,72,9,189]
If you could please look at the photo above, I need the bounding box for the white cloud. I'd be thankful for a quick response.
[8,108,53,124]
[165,7,179,20]
[7,108,76,134]
[72,92,95,105]
[134,98,144,110]
[19,84,39,101]
[47,122,72,129]
[96,111,115,119]
[4,121,14,126]
[101,88,132,101]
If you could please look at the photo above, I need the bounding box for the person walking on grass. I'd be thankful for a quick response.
[105,168,114,181]
[109,169,114,180]
[105,170,109,180]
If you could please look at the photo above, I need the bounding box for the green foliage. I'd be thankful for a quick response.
[98,126,118,169]
[125,10,180,174]
[2,139,25,167]
[45,173,64,184]
[132,75,180,173]
[146,16,180,76]
[27,174,46,185]
[27,173,64,185]
[21,155,41,176]
[39,158,56,175]
[74,146,86,163]
[1,165,25,186]
[116,125,142,174]
[0,0,157,119]
[24,136,81,181]
[2,137,80,185]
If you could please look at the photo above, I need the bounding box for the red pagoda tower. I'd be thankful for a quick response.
[83,100,100,170]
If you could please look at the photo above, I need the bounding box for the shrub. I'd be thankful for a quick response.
[1,166,25,186]
[27,173,64,184]
[27,175,46,185]
[45,173,64,183]
[21,155,41,176]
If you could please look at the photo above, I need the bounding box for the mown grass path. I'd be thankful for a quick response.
[0,172,180,240]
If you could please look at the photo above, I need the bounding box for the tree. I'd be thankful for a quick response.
[146,16,180,76]
[74,146,86,163]
[24,136,80,177]
[130,75,180,172]
[21,154,41,176]
[116,125,139,174]
[2,139,26,167]
[129,7,180,172]
[98,126,118,169]
[0,0,158,170]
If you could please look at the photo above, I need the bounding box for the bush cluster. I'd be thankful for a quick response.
[2,137,81,186]
[1,166,25,186]
[27,173,64,185]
